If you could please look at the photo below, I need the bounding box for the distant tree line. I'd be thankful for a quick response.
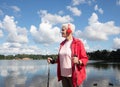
[87,49,120,62]
[0,49,119,61]
[0,54,57,60]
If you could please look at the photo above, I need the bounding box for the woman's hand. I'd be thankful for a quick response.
[73,57,82,65]
[47,57,53,64]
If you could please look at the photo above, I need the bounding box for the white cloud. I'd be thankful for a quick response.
[38,10,73,24]
[10,6,21,12]
[1,3,20,13]
[2,4,21,17]
[0,9,4,16]
[88,12,98,24]
[32,10,74,45]
[58,10,64,15]
[0,11,77,54]
[30,22,62,44]
[0,30,3,37]
[72,0,86,6]
[94,5,104,14]
[80,39,90,51]
[0,42,42,55]
[0,22,3,37]
[67,6,82,16]
[113,37,120,49]
[75,32,94,52]
[2,15,28,43]
[72,0,95,6]
[76,13,120,41]
[116,0,120,5]
[0,21,3,28]
[0,15,33,55]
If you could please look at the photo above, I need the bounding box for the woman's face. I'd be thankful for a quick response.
[61,27,67,38]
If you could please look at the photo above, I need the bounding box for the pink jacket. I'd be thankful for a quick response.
[57,37,88,87]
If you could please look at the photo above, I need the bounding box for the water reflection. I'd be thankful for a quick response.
[88,61,120,70]
[0,60,61,87]
[0,60,120,87]
[85,61,120,87]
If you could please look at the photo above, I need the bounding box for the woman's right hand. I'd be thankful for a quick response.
[47,57,53,64]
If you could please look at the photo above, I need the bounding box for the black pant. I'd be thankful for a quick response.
[62,76,73,87]
[61,76,82,87]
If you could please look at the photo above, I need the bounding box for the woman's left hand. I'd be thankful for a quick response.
[72,57,82,65]
[73,57,79,64]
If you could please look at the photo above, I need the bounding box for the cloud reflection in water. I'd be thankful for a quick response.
[0,60,61,87]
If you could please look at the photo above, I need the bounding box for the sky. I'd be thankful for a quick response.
[0,0,120,55]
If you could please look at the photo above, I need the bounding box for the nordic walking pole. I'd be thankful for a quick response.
[46,49,50,87]
[47,62,50,87]
[73,55,79,87]
[47,57,54,87]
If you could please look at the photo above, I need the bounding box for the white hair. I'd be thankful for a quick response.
[61,23,75,33]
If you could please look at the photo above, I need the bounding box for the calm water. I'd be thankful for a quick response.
[0,60,120,87]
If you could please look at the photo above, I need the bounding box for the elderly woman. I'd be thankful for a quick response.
[47,23,88,87]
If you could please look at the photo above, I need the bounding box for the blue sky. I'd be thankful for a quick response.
[0,0,120,55]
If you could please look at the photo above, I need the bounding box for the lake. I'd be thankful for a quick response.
[0,60,120,87]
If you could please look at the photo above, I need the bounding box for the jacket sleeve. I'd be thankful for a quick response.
[77,40,88,68]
